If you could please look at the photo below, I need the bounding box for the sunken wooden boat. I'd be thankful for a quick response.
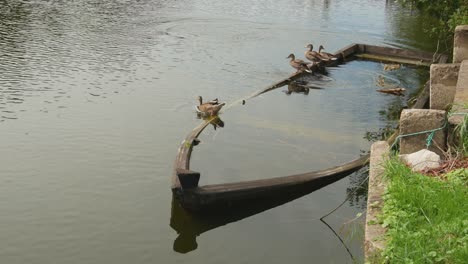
[172,43,447,211]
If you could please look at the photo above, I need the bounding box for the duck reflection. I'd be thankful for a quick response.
[195,115,225,131]
[286,81,309,95]
[285,80,325,95]
[209,116,224,130]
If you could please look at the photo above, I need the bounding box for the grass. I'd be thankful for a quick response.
[378,158,468,263]
[455,114,468,156]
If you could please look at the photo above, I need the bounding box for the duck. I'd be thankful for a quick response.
[377,75,386,87]
[287,54,312,73]
[304,44,324,63]
[383,63,401,71]
[318,45,337,61]
[196,96,226,116]
[197,96,219,106]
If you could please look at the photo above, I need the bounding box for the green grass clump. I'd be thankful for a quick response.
[456,115,468,156]
[379,158,468,263]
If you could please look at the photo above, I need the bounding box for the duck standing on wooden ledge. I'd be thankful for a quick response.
[195,96,226,116]
[318,45,337,61]
[287,53,312,73]
[305,44,323,63]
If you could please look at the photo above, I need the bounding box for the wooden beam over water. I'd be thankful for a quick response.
[355,53,432,66]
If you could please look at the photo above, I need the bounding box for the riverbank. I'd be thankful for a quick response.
[365,25,468,263]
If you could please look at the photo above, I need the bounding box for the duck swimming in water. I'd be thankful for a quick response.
[287,54,312,73]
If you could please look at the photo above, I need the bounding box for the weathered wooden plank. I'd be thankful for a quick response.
[358,44,440,62]
[172,120,212,190]
[330,43,360,65]
[355,53,431,66]
[335,43,360,58]
[176,168,200,189]
[180,155,369,210]
[200,156,367,192]
[411,81,430,109]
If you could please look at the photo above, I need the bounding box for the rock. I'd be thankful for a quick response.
[400,149,441,172]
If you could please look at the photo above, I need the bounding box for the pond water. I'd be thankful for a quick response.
[0,0,436,263]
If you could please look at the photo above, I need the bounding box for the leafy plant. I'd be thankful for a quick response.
[398,0,468,54]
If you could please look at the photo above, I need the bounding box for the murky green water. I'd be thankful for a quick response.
[1,0,436,263]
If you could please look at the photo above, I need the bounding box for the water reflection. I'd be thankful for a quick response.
[209,116,225,130]
[285,81,310,95]
[284,80,328,95]
[282,73,332,95]
[194,115,225,131]
[345,166,369,209]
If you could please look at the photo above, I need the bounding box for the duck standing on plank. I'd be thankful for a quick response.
[318,45,337,61]
[305,44,324,63]
[195,96,226,116]
[287,53,312,73]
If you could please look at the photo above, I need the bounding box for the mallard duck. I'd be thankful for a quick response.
[287,54,312,73]
[305,44,323,63]
[197,96,219,106]
[318,45,337,61]
[196,96,225,116]
[377,75,386,87]
[383,63,401,71]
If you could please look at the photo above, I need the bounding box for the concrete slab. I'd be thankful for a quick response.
[399,109,447,156]
[453,25,468,63]
[365,141,389,261]
[448,60,468,125]
[430,64,459,110]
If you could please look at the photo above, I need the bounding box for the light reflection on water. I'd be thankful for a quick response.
[0,0,434,263]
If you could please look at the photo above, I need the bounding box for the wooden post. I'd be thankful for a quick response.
[176,169,200,189]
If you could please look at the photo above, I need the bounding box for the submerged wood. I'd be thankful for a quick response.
[377,88,406,96]
[176,155,369,211]
[357,44,447,63]
[172,43,446,211]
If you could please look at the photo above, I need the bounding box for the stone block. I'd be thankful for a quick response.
[399,109,447,156]
[454,25,468,63]
[365,141,389,261]
[430,63,459,110]
[448,60,468,125]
